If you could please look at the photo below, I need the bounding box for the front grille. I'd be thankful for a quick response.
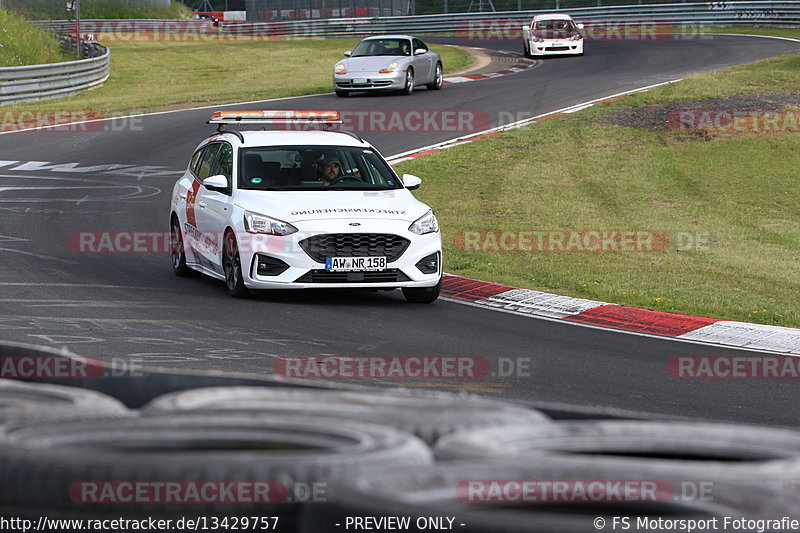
[294,269,410,284]
[546,46,571,51]
[299,233,410,263]
[336,80,393,88]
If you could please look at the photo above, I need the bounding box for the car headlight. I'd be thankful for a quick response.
[379,61,399,73]
[408,210,439,235]
[569,33,582,41]
[244,211,298,236]
[335,62,347,74]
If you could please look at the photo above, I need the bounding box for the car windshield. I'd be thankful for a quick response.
[238,145,404,191]
[533,19,575,31]
[352,38,412,57]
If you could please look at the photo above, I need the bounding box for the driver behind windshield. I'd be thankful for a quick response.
[316,155,341,186]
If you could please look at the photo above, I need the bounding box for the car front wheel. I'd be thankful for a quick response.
[222,231,249,298]
[402,279,441,304]
[334,88,349,97]
[426,63,443,90]
[401,69,414,95]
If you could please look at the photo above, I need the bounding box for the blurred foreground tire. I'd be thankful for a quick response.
[0,378,129,424]
[434,420,800,487]
[142,386,550,444]
[0,414,432,527]
[299,460,799,533]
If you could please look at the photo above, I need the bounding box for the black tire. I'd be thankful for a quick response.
[222,231,249,297]
[434,420,800,485]
[523,41,530,58]
[401,68,414,95]
[425,63,443,90]
[402,278,441,303]
[0,415,432,517]
[142,387,551,445]
[300,460,797,533]
[334,88,349,97]
[170,215,194,277]
[0,379,129,424]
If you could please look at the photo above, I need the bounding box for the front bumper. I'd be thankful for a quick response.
[529,40,583,56]
[235,218,442,290]
[333,71,406,92]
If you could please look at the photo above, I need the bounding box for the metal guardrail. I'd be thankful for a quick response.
[222,1,800,36]
[0,41,110,106]
[223,2,800,36]
[32,2,800,39]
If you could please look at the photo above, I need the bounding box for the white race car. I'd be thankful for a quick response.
[522,14,584,57]
[169,110,442,303]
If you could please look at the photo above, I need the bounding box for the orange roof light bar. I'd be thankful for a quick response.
[209,110,342,124]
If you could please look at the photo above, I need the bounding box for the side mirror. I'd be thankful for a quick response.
[414,48,427,55]
[402,174,422,190]
[203,174,228,191]
[522,25,529,32]
[343,50,352,57]
[577,23,585,29]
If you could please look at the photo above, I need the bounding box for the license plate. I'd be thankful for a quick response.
[353,78,368,84]
[551,42,564,47]
[326,256,386,271]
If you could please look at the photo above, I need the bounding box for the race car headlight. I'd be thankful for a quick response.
[408,210,439,235]
[569,33,583,41]
[379,61,399,73]
[335,62,347,74]
[244,211,298,236]
[532,36,545,43]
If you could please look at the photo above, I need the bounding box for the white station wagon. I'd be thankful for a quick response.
[169,111,442,303]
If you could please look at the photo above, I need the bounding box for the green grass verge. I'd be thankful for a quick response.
[395,42,800,327]
[3,0,192,20]
[0,10,69,67]
[9,38,470,116]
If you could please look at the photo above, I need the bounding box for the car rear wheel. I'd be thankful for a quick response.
[401,69,414,95]
[222,231,249,298]
[402,279,441,303]
[523,41,530,58]
[426,63,443,90]
[170,216,194,277]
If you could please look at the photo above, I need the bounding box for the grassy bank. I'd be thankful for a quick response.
[3,0,191,19]
[8,38,470,116]
[396,49,800,327]
[0,10,68,67]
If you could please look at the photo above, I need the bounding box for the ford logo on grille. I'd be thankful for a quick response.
[349,222,361,226]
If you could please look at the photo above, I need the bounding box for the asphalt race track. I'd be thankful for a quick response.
[1,35,798,426]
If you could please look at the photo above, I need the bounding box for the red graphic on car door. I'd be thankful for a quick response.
[186,180,201,227]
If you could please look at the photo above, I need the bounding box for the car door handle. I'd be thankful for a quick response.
[198,201,207,208]
[179,192,187,199]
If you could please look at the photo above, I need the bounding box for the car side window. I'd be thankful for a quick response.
[413,39,428,53]
[190,147,204,174]
[196,143,222,181]
[209,143,233,194]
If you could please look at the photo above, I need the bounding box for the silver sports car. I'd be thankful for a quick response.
[333,35,443,97]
